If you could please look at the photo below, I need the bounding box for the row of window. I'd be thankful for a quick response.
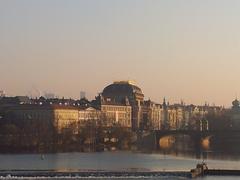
[102,106,131,112]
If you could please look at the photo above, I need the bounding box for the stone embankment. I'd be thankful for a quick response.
[0,170,191,179]
[2,164,240,179]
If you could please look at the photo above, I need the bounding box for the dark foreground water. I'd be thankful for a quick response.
[1,151,240,179]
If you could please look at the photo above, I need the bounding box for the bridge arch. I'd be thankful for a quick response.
[155,130,213,150]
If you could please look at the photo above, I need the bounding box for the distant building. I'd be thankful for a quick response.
[44,93,55,99]
[80,91,86,99]
[76,98,91,108]
[32,96,75,106]
[78,107,101,124]
[95,92,132,128]
[4,104,79,133]
[161,99,183,130]
[0,90,5,98]
[141,100,162,130]
[161,98,169,129]
[0,83,226,133]
[102,81,144,130]
[101,103,132,128]
[228,98,240,129]
[0,96,31,105]
[167,107,177,130]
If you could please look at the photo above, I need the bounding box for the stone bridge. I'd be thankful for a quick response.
[153,130,240,149]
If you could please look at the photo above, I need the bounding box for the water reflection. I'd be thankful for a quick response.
[159,135,195,151]
[201,136,211,150]
[156,134,240,161]
[1,151,240,172]
[159,136,175,149]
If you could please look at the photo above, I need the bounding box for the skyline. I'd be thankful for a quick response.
[0,80,232,108]
[1,0,240,106]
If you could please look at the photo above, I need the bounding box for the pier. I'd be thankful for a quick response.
[191,162,240,178]
[190,162,208,178]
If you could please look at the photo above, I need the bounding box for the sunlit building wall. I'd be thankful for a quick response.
[101,104,132,128]
[4,105,79,133]
[78,107,101,124]
[101,81,143,130]
[141,100,162,130]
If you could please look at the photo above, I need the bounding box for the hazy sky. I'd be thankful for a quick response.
[1,0,240,106]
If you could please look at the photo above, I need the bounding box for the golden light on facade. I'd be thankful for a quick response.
[113,80,136,86]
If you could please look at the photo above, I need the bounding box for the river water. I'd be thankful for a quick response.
[0,151,240,179]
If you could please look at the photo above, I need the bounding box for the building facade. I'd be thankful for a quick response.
[4,104,79,133]
[101,81,143,130]
[140,100,162,130]
[78,107,101,124]
[228,99,240,130]
[101,104,132,128]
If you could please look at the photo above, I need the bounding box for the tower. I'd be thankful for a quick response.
[80,91,86,99]
[162,97,169,130]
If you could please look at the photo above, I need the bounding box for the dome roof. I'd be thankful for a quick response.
[102,81,144,105]
[102,81,143,96]
[232,99,240,108]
